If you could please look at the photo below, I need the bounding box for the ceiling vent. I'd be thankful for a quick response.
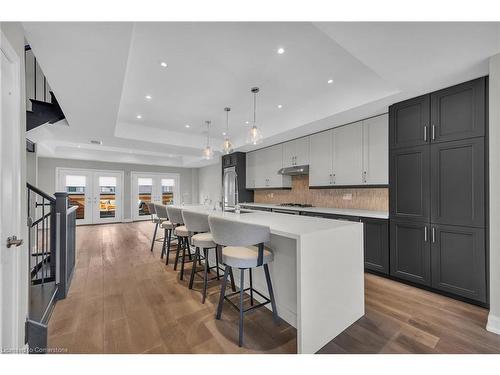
[90,140,102,145]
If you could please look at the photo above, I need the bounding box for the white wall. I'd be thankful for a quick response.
[488,53,500,334]
[197,160,222,207]
[37,157,199,220]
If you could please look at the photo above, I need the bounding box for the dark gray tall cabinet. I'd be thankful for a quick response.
[389,77,488,304]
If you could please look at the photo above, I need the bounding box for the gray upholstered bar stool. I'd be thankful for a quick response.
[154,204,174,260]
[208,216,279,347]
[166,206,194,279]
[182,210,235,303]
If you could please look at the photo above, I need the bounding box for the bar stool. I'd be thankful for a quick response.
[182,210,235,303]
[166,206,194,279]
[208,216,279,347]
[154,204,174,260]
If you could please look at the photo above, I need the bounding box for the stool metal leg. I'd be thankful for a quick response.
[202,248,209,303]
[174,236,181,270]
[228,267,236,292]
[189,247,200,289]
[263,264,279,323]
[165,229,172,265]
[215,248,221,280]
[216,265,230,319]
[180,237,187,280]
[238,268,245,347]
[249,268,254,306]
[161,228,167,259]
[150,222,158,252]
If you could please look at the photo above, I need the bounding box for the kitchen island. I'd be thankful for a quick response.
[178,205,364,354]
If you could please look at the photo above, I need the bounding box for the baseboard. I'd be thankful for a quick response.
[486,313,500,334]
[122,218,133,223]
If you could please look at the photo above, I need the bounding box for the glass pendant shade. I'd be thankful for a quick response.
[222,137,233,154]
[222,107,234,154]
[202,120,214,160]
[246,87,263,145]
[246,125,263,145]
[202,145,214,160]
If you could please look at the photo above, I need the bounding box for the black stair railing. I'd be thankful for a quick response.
[26,183,77,353]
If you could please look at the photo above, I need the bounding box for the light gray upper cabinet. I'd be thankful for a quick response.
[362,114,388,185]
[245,151,256,189]
[283,137,310,167]
[333,121,364,185]
[309,130,334,187]
[249,144,291,189]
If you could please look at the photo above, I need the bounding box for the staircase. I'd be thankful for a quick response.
[25,45,65,133]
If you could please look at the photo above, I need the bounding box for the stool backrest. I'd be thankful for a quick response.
[208,216,270,247]
[155,204,168,220]
[166,206,184,225]
[146,202,156,216]
[182,210,210,233]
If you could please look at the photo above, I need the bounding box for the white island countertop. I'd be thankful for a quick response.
[239,202,389,219]
[186,206,360,240]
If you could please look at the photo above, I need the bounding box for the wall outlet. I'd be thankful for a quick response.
[342,193,353,201]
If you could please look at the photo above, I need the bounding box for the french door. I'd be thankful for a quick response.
[57,168,123,225]
[131,172,180,221]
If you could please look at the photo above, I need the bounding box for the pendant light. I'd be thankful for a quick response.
[246,87,263,145]
[222,107,234,154]
[202,120,214,160]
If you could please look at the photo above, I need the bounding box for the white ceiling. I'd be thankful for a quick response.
[23,22,500,167]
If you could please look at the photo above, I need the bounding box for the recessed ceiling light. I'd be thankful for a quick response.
[277,104,283,109]
[277,47,285,54]
[222,132,226,136]
[77,145,81,148]
[160,62,167,67]
[136,114,142,119]
[145,95,152,100]
[327,79,334,84]
[245,121,249,124]
[185,124,190,128]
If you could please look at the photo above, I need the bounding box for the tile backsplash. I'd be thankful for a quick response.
[253,175,388,211]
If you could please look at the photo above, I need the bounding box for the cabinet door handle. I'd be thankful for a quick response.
[363,171,367,183]
[431,227,436,243]
[424,125,428,142]
[424,226,428,242]
[332,173,336,184]
[431,124,436,141]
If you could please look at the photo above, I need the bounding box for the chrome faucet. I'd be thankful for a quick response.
[222,168,239,212]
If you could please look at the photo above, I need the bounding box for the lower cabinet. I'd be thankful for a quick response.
[431,224,486,303]
[362,218,389,274]
[390,220,431,286]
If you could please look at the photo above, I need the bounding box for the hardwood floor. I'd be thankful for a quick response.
[47,221,500,354]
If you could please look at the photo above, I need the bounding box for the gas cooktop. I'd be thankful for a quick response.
[278,203,313,208]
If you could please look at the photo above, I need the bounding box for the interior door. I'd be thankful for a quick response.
[92,171,123,224]
[1,30,27,351]
[58,169,93,225]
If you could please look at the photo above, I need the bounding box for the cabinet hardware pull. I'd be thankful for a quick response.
[424,226,428,242]
[363,171,367,183]
[431,227,436,243]
[424,126,428,142]
[431,124,436,140]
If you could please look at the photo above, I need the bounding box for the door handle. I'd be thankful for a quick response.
[431,227,436,243]
[6,235,23,248]
[332,173,336,184]
[424,126,428,142]
[431,124,436,141]
[363,171,367,183]
[424,226,428,242]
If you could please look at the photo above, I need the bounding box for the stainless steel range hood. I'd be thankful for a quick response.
[278,165,309,176]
